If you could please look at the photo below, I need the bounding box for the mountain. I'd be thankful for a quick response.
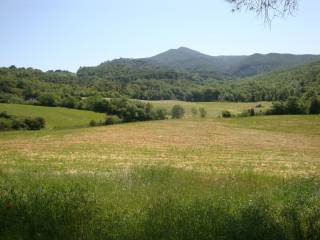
[79,47,320,79]
[149,47,246,74]
[148,47,320,77]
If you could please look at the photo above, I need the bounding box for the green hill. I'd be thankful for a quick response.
[0,104,105,129]
[1,50,320,104]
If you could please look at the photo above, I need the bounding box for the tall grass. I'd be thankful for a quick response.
[1,167,320,239]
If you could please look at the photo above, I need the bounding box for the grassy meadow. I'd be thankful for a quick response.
[1,101,320,239]
[0,103,106,129]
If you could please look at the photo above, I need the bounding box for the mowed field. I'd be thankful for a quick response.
[0,101,318,176]
[1,101,320,239]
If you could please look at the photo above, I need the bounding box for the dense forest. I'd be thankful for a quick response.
[1,48,320,108]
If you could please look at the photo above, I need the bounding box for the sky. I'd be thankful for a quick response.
[0,0,319,72]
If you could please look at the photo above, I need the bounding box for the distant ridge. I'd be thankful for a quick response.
[146,47,320,77]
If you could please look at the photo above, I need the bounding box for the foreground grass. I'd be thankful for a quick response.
[0,103,105,129]
[1,167,320,239]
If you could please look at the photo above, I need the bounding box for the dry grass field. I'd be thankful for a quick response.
[0,106,319,176]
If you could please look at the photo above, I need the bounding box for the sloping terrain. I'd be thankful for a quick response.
[0,104,105,129]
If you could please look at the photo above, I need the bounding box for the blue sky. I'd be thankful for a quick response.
[0,0,319,72]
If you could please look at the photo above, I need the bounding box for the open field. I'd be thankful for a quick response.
[148,100,272,118]
[1,102,320,239]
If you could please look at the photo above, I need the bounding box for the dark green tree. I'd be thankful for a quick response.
[309,96,320,114]
[38,94,57,107]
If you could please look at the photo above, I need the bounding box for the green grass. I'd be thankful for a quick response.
[226,115,320,135]
[1,101,320,239]
[1,167,320,239]
[0,103,105,129]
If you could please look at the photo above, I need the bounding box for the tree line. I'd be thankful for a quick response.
[0,61,319,108]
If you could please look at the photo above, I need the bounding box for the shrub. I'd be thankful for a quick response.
[171,105,185,119]
[35,117,46,129]
[24,117,46,130]
[11,119,25,130]
[105,115,122,125]
[222,110,232,118]
[155,107,168,120]
[199,107,207,118]
[0,113,45,131]
[0,111,10,119]
[0,120,10,131]
[89,120,97,127]
[191,107,198,117]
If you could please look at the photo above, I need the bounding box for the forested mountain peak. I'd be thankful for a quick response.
[83,48,320,78]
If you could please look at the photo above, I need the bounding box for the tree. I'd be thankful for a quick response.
[171,105,185,119]
[309,96,320,114]
[286,96,304,114]
[61,96,77,108]
[226,0,298,24]
[38,94,57,107]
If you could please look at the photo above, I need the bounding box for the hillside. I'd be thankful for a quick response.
[1,50,320,104]
[86,47,320,78]
[0,104,105,129]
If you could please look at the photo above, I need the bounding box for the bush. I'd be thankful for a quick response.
[171,105,185,119]
[89,120,97,127]
[222,110,232,118]
[199,107,207,118]
[105,115,122,125]
[0,111,10,119]
[24,117,46,130]
[0,113,45,131]
[155,107,168,120]
[0,120,11,131]
[11,119,25,130]
[35,117,46,128]
[191,107,198,117]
